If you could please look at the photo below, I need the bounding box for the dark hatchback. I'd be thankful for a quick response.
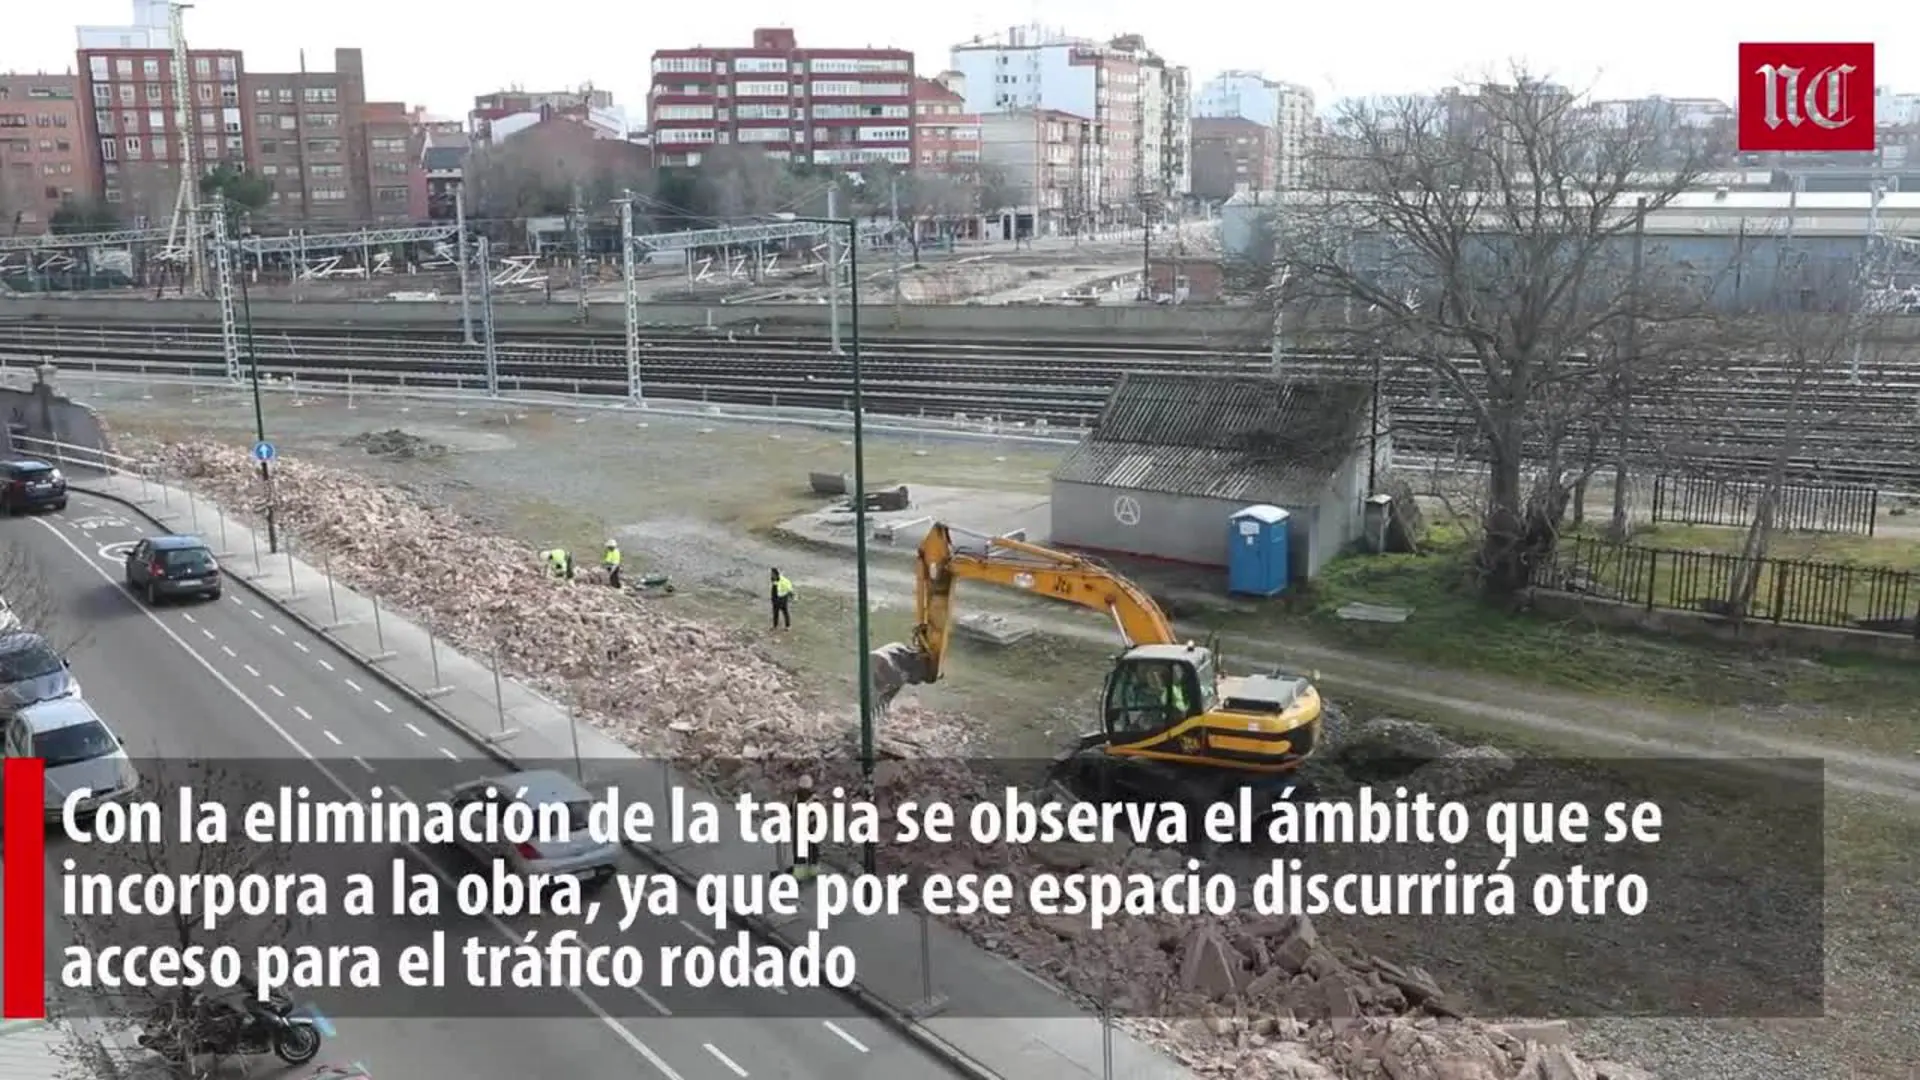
[124,535,223,604]
[0,459,68,513]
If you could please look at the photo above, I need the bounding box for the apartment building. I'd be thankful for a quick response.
[241,49,424,225]
[647,27,915,169]
[1107,34,1189,204]
[1195,70,1316,189]
[1191,117,1272,199]
[0,73,93,231]
[471,87,616,141]
[75,43,247,224]
[913,73,981,175]
[978,107,1097,235]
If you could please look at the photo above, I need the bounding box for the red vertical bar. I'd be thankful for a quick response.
[2,757,46,1019]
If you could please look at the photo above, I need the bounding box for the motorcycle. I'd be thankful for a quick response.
[136,987,328,1066]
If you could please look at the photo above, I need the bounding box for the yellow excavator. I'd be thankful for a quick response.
[872,524,1327,804]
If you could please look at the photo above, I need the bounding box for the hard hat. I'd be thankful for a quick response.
[796,774,813,792]
[606,539,618,548]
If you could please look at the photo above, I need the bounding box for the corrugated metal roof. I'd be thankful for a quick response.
[0,1019,67,1080]
[1053,372,1373,501]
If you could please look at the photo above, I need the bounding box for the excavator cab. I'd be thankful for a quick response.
[1100,644,1216,745]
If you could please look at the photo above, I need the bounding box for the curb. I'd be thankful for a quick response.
[76,481,1003,1080]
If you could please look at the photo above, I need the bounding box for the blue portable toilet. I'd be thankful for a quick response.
[1227,504,1292,597]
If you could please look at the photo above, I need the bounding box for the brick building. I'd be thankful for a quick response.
[1191,117,1273,200]
[647,27,914,169]
[978,107,1098,237]
[0,73,92,231]
[242,49,419,225]
[912,73,980,175]
[75,44,247,226]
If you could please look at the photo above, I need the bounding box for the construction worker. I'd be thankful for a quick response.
[770,568,794,630]
[602,540,623,589]
[541,548,574,581]
[788,775,819,881]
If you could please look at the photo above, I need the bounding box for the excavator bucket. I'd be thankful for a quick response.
[870,642,932,710]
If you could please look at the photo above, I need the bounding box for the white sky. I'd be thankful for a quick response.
[0,0,1911,121]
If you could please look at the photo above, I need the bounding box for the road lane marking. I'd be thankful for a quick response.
[438,747,459,761]
[181,613,195,623]
[220,645,236,657]
[633,986,672,1016]
[374,700,393,714]
[229,595,242,605]
[34,515,691,1080]
[267,684,284,697]
[677,919,716,946]
[343,677,362,693]
[405,722,425,738]
[294,706,313,720]
[323,730,341,745]
[271,624,286,636]
[201,628,215,640]
[243,664,260,677]
[822,1022,868,1054]
[293,640,309,653]
[703,1045,747,1078]
[250,608,264,620]
[317,658,334,671]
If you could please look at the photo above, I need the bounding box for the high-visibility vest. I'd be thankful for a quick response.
[603,548,621,568]
[774,575,794,598]
[1169,682,1188,714]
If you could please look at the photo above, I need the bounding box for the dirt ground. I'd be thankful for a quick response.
[88,381,1920,1080]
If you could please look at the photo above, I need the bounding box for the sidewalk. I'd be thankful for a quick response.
[74,471,1195,1080]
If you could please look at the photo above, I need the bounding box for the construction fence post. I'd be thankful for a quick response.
[369,594,395,662]
[324,548,341,627]
[423,626,451,698]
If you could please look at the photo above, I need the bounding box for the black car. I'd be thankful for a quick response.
[125,535,223,604]
[0,459,68,514]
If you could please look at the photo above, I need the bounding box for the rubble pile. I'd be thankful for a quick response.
[340,428,447,460]
[134,439,1648,1080]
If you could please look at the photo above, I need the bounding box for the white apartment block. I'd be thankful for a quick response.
[1195,70,1315,188]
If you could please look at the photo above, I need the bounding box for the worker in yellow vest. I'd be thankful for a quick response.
[540,548,574,581]
[602,540,623,589]
[770,568,794,630]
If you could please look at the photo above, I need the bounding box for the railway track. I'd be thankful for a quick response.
[7,323,1920,487]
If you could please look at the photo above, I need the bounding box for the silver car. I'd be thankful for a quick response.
[0,631,78,714]
[2,697,138,821]
[446,770,617,883]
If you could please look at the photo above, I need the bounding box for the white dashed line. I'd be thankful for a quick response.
[228,595,243,606]
[294,706,313,721]
[437,747,459,761]
[180,612,196,624]
[200,628,215,640]
[821,1021,868,1054]
[352,756,374,773]
[404,722,425,738]
[323,730,341,746]
[271,624,286,636]
[316,658,333,671]
[703,1045,748,1078]
[292,640,309,653]
[249,609,264,620]
[374,700,393,714]
[343,678,362,693]
[677,919,716,946]
[633,986,672,1016]
[220,645,236,658]
[267,684,284,697]
[243,664,260,678]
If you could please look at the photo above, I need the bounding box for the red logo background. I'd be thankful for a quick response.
[1737,42,1876,153]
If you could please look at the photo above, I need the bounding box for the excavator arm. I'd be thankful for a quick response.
[871,523,1177,707]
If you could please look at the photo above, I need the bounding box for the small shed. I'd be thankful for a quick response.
[1049,372,1383,579]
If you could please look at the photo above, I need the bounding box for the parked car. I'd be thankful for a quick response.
[0,630,77,713]
[1,696,138,822]
[124,535,223,605]
[445,769,616,884]
[0,459,68,514]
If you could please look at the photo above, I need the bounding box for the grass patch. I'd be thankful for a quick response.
[1614,521,1920,572]
[1216,529,1920,724]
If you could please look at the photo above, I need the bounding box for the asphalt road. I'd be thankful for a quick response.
[4,493,953,1080]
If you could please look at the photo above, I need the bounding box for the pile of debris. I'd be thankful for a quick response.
[341,428,447,460]
[133,438,1650,1080]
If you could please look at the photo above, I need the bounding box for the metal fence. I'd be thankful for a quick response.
[1649,473,1880,536]
[1538,534,1920,636]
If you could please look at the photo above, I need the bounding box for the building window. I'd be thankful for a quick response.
[201,135,218,155]
[305,138,341,154]
[651,56,714,74]
[370,136,407,153]
[217,57,237,79]
[254,87,272,102]
[259,164,278,175]
[144,82,162,103]
[732,57,788,74]
[141,58,159,79]
[89,57,109,80]
[309,163,344,179]
[147,110,164,130]
[94,109,112,132]
[98,137,116,161]
[118,84,136,105]
[92,84,113,105]
[732,81,790,98]
[278,115,296,130]
[124,135,141,157]
[194,57,211,77]
[150,135,167,158]
[199,109,216,130]
[52,114,66,128]
[219,85,238,105]
[254,111,274,129]
[374,159,408,175]
[105,188,122,203]
[197,84,213,104]
[119,111,137,132]
[303,87,337,104]
[41,163,56,175]
[116,59,134,77]
[376,186,409,203]
[259,138,277,154]
[308,112,338,128]
[277,88,293,103]
[55,139,69,152]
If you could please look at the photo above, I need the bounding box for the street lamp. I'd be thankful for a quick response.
[779,209,875,873]
[228,206,277,552]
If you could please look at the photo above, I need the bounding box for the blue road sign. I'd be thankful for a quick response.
[252,441,276,462]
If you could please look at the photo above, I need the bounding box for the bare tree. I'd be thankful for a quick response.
[0,150,37,236]
[0,535,90,655]
[894,171,976,263]
[56,760,297,1079]
[1268,70,1723,596]
[697,146,797,221]
[973,162,1020,223]
[464,140,572,222]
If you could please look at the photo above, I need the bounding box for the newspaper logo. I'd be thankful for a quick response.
[1739,42,1875,152]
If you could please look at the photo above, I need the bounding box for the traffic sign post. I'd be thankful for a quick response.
[252,441,276,463]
